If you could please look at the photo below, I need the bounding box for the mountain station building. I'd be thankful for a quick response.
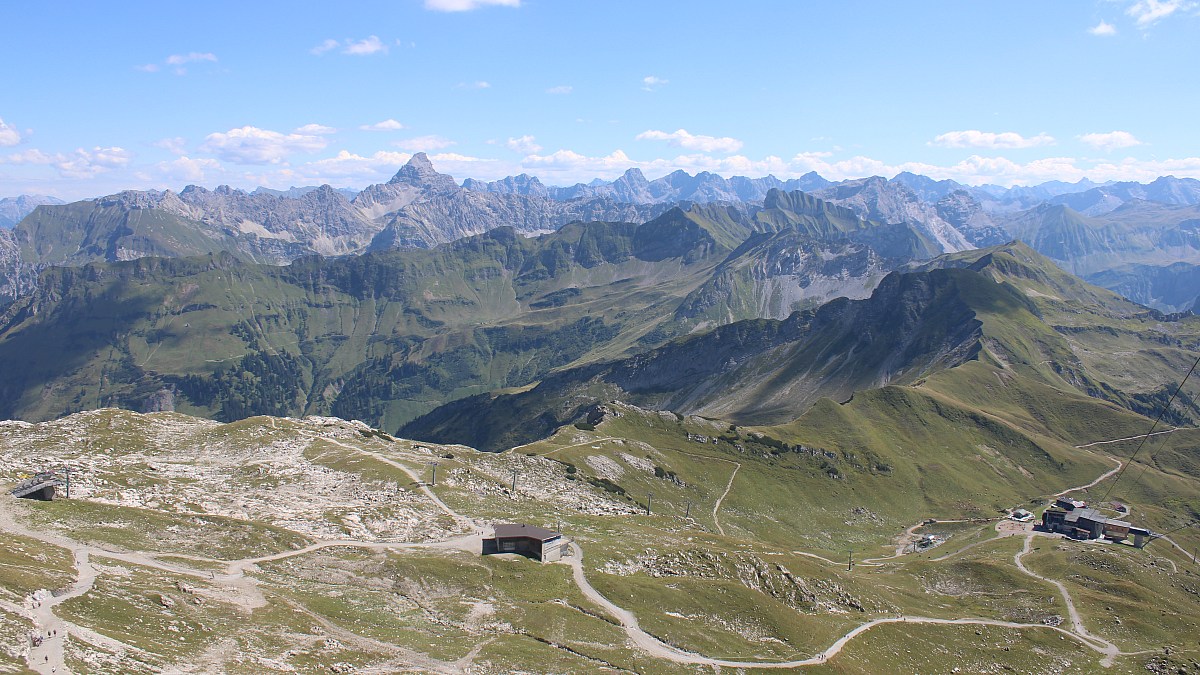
[483,523,567,562]
[1042,507,1151,548]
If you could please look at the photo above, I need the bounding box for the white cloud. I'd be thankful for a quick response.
[393,135,457,152]
[508,145,1200,189]
[294,123,337,135]
[294,150,412,180]
[156,156,222,182]
[136,52,217,75]
[55,147,133,178]
[505,135,542,153]
[311,37,390,56]
[1127,0,1192,26]
[642,75,668,91]
[929,130,1056,150]
[166,52,217,66]
[359,119,405,132]
[1078,130,1143,151]
[545,85,573,95]
[0,149,60,165]
[0,118,22,147]
[456,80,491,89]
[310,39,340,56]
[200,126,328,164]
[343,36,388,56]
[424,0,520,11]
[1088,20,1118,35]
[153,137,188,155]
[636,129,744,154]
[274,149,505,187]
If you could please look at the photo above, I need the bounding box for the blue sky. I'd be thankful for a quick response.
[1,0,1198,199]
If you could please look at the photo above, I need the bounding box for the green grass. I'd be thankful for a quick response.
[13,499,312,561]
[0,533,75,602]
[55,558,246,664]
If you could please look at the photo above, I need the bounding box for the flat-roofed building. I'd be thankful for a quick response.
[483,524,566,562]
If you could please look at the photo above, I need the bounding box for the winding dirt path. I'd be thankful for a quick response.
[26,549,98,674]
[563,541,1127,668]
[1055,456,1123,497]
[1014,533,1121,666]
[671,448,741,536]
[710,462,739,536]
[0,430,1155,673]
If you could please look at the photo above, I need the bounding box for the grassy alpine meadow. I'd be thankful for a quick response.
[0,391,1196,673]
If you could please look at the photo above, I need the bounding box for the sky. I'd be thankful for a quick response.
[1,0,1198,200]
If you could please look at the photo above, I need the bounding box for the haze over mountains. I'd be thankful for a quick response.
[0,153,1197,439]
[3,155,1200,311]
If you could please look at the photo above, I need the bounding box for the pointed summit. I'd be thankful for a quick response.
[407,152,434,170]
[388,153,460,193]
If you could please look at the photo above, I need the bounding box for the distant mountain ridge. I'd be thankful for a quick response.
[4,158,1200,311]
[0,194,65,228]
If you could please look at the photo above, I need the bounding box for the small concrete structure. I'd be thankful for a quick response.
[9,470,68,501]
[483,523,566,563]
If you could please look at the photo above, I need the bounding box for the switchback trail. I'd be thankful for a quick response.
[1014,533,1123,666]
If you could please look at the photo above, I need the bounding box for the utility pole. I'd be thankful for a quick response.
[847,550,853,572]
[429,461,439,487]
[64,466,70,500]
[646,492,653,516]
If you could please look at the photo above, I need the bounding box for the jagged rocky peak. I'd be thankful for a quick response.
[388,152,460,193]
[463,173,549,198]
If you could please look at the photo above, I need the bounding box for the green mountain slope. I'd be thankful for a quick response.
[403,243,1200,452]
[0,214,737,429]
[0,189,961,431]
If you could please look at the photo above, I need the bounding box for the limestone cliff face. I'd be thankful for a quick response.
[0,227,28,305]
[368,189,669,251]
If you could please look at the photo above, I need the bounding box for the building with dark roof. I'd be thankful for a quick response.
[1043,507,1151,548]
[9,470,68,501]
[483,523,566,562]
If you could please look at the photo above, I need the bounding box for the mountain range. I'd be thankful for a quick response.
[4,156,1198,313]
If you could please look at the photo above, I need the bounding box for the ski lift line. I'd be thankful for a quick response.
[1097,353,1200,506]
[1147,519,1199,542]
[1125,423,1186,497]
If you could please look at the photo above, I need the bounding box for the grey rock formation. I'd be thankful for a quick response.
[0,194,65,228]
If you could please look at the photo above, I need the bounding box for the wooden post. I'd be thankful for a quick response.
[512,468,518,492]
[64,466,70,500]
[847,550,853,572]
[685,500,691,519]
[646,492,652,516]
[430,461,439,486]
